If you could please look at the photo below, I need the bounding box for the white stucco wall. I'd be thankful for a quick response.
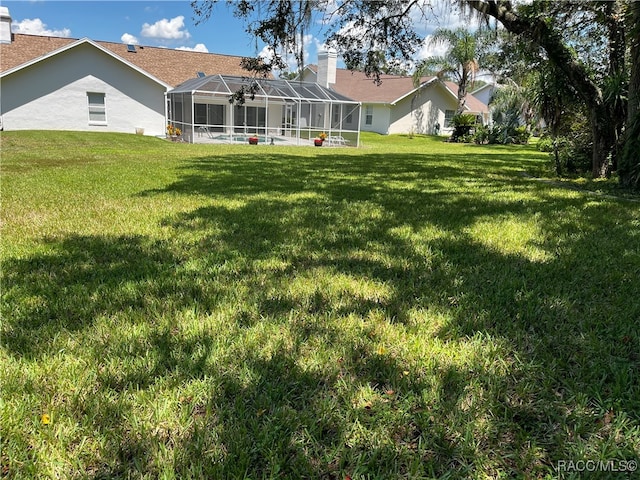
[360,103,390,134]
[267,103,282,134]
[0,42,167,136]
[387,83,458,135]
[471,84,496,107]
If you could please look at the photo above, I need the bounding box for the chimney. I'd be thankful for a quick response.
[317,49,337,88]
[0,7,11,44]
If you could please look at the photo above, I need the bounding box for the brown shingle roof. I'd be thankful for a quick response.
[306,65,487,113]
[442,81,489,114]
[0,33,260,87]
[307,65,433,103]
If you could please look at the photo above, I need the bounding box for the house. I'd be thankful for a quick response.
[470,82,499,108]
[0,6,258,137]
[300,50,489,136]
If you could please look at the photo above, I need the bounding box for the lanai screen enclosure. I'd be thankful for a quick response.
[166,75,361,146]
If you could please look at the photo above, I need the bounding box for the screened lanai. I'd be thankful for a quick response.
[166,75,361,146]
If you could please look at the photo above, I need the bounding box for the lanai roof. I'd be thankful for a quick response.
[172,74,358,103]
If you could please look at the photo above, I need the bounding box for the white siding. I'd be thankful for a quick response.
[388,83,458,135]
[0,42,166,136]
[471,84,496,107]
[360,103,390,134]
[267,103,282,135]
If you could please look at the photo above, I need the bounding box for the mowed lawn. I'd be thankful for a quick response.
[1,131,639,479]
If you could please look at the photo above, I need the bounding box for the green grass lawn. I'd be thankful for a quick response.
[1,131,639,479]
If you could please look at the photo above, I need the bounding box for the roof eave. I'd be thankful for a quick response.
[1,37,172,89]
[389,77,438,105]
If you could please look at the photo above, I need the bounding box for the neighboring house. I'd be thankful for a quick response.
[470,82,499,108]
[301,50,489,135]
[0,7,255,137]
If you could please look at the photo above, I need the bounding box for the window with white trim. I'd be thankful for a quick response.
[365,105,373,125]
[444,109,455,127]
[87,92,106,124]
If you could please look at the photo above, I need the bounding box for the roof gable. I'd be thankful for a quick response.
[441,81,488,114]
[0,37,170,88]
[308,65,434,104]
[0,33,257,87]
[303,64,487,113]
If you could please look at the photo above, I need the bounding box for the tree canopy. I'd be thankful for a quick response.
[413,28,483,115]
[191,0,639,187]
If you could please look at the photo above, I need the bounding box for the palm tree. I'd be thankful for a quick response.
[413,28,482,115]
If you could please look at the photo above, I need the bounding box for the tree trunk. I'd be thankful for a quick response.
[619,0,640,188]
[456,68,469,114]
[592,104,615,178]
[465,0,613,178]
[604,1,627,172]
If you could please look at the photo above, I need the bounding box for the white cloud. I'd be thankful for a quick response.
[258,33,315,72]
[11,18,71,37]
[176,43,209,53]
[121,33,139,45]
[416,35,450,61]
[141,16,190,40]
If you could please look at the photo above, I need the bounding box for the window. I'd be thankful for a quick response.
[87,92,106,124]
[173,95,184,123]
[365,105,373,125]
[195,104,208,125]
[346,113,353,124]
[333,105,340,124]
[208,104,224,131]
[444,109,455,127]
[195,103,225,132]
[234,105,266,132]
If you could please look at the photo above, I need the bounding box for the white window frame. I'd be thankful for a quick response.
[365,105,373,125]
[87,92,107,125]
[444,109,455,127]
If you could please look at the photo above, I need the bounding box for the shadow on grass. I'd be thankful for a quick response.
[3,146,639,478]
[2,234,211,359]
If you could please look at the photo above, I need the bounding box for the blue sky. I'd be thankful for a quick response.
[2,1,471,70]
[3,2,267,55]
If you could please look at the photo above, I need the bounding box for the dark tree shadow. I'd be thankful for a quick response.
[5,144,639,478]
[141,147,640,476]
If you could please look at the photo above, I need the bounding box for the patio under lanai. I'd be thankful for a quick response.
[166,74,362,146]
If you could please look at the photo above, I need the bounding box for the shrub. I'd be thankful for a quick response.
[513,126,531,145]
[450,114,477,142]
[473,124,490,144]
[537,136,554,152]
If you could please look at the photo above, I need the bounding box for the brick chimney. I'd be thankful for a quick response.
[0,7,12,44]
[317,49,337,88]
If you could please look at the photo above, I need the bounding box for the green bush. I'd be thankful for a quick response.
[513,126,531,145]
[473,124,530,146]
[537,136,554,152]
[450,114,478,142]
[473,124,490,144]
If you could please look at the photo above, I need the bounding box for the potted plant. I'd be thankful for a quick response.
[248,136,259,145]
[166,124,182,141]
[314,132,327,146]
